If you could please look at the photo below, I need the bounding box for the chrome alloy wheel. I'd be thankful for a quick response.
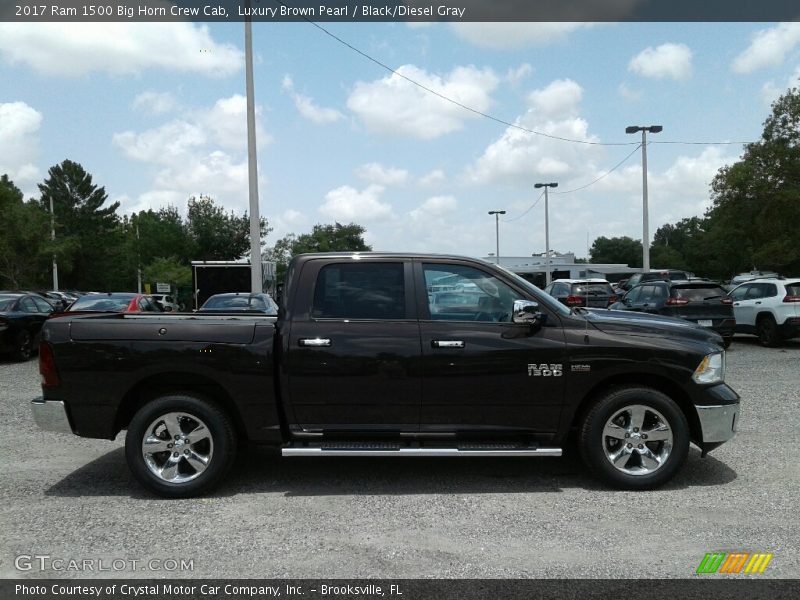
[601,404,673,476]
[141,412,214,484]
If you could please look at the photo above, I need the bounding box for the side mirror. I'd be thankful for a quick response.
[513,300,545,327]
[623,297,632,306]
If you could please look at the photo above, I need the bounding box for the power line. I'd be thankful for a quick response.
[288,10,760,148]
[552,143,643,195]
[503,190,544,222]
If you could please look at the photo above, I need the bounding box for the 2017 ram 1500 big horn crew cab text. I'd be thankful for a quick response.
[32,253,739,497]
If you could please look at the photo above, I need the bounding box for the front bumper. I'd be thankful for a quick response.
[695,403,739,444]
[31,397,74,434]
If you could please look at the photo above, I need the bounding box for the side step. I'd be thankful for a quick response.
[282,441,562,457]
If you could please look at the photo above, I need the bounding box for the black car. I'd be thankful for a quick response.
[611,281,735,347]
[543,279,618,308]
[198,292,278,315]
[616,270,691,294]
[0,292,55,360]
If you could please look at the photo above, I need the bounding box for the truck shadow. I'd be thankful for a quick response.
[45,446,737,498]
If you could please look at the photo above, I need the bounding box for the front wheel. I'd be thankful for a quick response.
[13,330,34,361]
[125,394,237,498]
[579,386,689,490]
[757,315,780,347]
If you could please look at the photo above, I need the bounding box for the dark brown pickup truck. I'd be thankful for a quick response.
[33,253,739,497]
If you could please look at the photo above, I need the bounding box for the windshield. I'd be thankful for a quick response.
[0,297,18,311]
[69,295,134,312]
[495,266,571,316]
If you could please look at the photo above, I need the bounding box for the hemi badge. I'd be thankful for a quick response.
[571,364,591,372]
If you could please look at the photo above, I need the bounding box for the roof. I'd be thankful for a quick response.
[552,278,610,284]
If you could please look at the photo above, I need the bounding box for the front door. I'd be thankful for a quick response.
[416,260,566,435]
[285,259,421,433]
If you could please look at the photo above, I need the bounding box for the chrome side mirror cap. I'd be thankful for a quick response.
[513,300,544,326]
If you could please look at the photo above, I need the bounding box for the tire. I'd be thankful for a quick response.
[578,386,689,490]
[125,394,237,498]
[13,330,34,362]
[756,315,781,348]
[723,337,732,349]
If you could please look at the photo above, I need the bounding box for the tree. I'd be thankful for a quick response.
[0,175,52,288]
[186,195,270,261]
[37,160,122,290]
[265,223,371,278]
[705,87,800,275]
[589,236,642,267]
[142,257,192,289]
[650,216,706,272]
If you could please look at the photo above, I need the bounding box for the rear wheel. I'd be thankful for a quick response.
[125,394,237,498]
[757,315,780,347]
[579,386,689,490]
[13,330,33,361]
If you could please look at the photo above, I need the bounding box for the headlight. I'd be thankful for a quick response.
[692,352,726,384]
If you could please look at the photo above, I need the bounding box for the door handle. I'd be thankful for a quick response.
[755,301,761,305]
[733,302,740,306]
[432,340,465,348]
[299,338,331,347]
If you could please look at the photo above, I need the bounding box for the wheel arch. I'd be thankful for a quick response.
[569,373,702,444]
[114,372,248,442]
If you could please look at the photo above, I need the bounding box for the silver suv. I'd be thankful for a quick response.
[729,278,800,346]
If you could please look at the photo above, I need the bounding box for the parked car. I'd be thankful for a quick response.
[0,292,55,360]
[729,278,800,346]
[611,281,735,347]
[729,271,780,287]
[544,279,618,308]
[198,292,278,315]
[65,292,162,314]
[148,294,178,312]
[33,252,738,497]
[617,270,691,294]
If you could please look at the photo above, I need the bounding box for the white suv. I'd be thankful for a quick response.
[148,294,180,312]
[729,278,800,346]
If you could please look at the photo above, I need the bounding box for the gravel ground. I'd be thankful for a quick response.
[1,335,798,579]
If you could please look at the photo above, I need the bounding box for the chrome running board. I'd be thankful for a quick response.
[282,443,562,457]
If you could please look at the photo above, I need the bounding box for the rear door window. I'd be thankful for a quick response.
[312,262,406,320]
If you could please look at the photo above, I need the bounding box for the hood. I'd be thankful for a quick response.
[584,308,723,345]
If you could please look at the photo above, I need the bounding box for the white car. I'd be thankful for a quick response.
[729,278,800,346]
[148,294,180,312]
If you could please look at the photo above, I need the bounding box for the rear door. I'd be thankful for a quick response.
[284,259,421,433]
[416,260,566,435]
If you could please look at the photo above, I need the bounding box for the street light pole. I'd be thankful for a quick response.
[625,125,662,273]
[534,182,558,285]
[245,4,262,294]
[49,195,58,291]
[488,210,506,264]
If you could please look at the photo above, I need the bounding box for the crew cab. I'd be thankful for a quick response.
[32,253,740,497]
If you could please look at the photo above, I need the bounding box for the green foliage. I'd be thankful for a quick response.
[186,195,271,261]
[0,175,52,288]
[704,87,800,276]
[37,160,122,290]
[589,236,643,267]
[143,257,192,288]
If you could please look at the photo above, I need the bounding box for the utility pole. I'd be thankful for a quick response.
[136,224,142,294]
[625,125,662,273]
[49,195,58,291]
[488,210,506,264]
[534,182,558,285]
[245,3,262,293]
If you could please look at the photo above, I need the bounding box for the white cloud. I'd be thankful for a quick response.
[732,23,800,74]
[113,95,270,215]
[450,23,598,50]
[618,82,643,102]
[506,63,533,87]
[419,169,446,187]
[347,64,499,139]
[355,163,409,186]
[281,75,344,124]
[132,91,178,115]
[0,101,43,191]
[409,196,457,220]
[319,184,392,221]
[628,43,693,81]
[528,79,583,119]
[467,79,600,184]
[0,23,242,77]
